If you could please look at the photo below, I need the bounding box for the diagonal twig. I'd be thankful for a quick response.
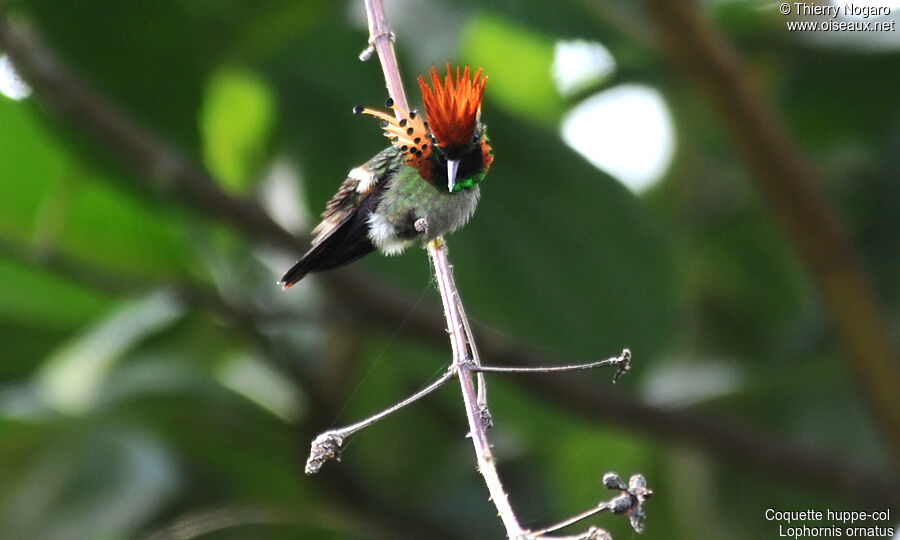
[304,368,455,474]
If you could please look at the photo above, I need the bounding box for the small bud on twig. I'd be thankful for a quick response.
[478,405,493,429]
[599,472,652,533]
[611,349,631,384]
[602,472,628,491]
[305,432,344,475]
[626,474,653,532]
[608,494,634,514]
[586,527,613,540]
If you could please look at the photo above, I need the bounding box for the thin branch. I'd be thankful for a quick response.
[428,239,528,539]
[305,368,455,474]
[538,530,610,540]
[362,0,409,115]
[520,473,651,540]
[1,7,896,506]
[454,288,492,427]
[327,369,455,439]
[642,0,900,463]
[474,349,630,383]
[531,505,611,538]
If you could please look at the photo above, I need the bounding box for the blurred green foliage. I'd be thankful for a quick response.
[201,68,276,193]
[0,1,897,539]
[461,14,564,122]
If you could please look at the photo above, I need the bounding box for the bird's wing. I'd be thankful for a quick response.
[309,146,399,245]
[279,147,400,288]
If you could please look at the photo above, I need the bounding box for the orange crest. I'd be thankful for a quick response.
[418,64,487,149]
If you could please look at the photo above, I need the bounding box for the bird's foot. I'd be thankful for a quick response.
[414,218,429,236]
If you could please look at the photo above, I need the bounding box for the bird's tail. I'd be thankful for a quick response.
[280,212,376,288]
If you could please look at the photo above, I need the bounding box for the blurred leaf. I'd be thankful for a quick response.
[0,258,113,330]
[201,68,276,193]
[0,427,179,540]
[460,13,564,124]
[36,292,184,415]
[0,99,70,241]
[215,350,305,423]
[58,176,195,279]
[0,98,195,280]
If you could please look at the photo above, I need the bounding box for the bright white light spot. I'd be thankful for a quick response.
[0,54,32,101]
[552,40,616,97]
[641,359,743,408]
[561,85,675,193]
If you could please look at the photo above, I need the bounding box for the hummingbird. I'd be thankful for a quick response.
[280,65,493,287]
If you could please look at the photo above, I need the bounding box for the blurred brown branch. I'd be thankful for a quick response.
[642,0,900,464]
[1,8,896,508]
